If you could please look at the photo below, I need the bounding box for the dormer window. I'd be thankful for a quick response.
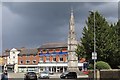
[53,49,56,52]
[47,49,49,53]
[60,48,62,52]
[40,50,43,53]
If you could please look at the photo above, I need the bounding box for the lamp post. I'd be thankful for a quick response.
[89,11,97,80]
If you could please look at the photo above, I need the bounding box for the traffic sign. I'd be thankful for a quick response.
[92,52,97,60]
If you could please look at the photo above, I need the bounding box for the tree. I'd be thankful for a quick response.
[76,11,120,68]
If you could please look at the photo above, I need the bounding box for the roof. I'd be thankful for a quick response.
[40,42,67,49]
[0,51,10,57]
[19,48,38,56]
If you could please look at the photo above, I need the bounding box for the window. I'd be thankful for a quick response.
[40,50,43,53]
[60,58,63,61]
[47,49,49,53]
[32,60,36,64]
[26,60,30,64]
[40,57,43,61]
[13,56,15,58]
[60,48,62,52]
[53,49,56,52]
[46,56,49,62]
[59,56,63,61]
[13,61,15,64]
[20,61,23,64]
[39,57,43,62]
[53,57,56,61]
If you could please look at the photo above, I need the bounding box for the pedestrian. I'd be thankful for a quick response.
[1,70,8,80]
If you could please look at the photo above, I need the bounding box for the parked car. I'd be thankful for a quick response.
[24,72,37,80]
[38,71,49,79]
[60,71,77,79]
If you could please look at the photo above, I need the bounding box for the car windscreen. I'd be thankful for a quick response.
[28,72,36,75]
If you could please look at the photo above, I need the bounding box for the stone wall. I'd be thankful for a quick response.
[88,69,120,79]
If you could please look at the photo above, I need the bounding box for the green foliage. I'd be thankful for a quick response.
[88,64,93,69]
[96,61,111,70]
[76,11,120,68]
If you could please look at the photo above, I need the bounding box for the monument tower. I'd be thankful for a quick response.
[67,9,79,72]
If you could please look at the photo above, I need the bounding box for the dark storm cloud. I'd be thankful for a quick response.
[118,1,120,19]
[2,2,118,51]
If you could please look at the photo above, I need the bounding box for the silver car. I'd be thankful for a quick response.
[39,71,49,79]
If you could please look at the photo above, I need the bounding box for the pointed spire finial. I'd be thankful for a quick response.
[71,6,73,15]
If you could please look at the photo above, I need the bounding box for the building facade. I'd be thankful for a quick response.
[6,48,20,73]
[38,42,83,73]
[18,48,39,73]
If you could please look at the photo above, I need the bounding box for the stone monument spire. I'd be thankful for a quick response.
[67,8,79,72]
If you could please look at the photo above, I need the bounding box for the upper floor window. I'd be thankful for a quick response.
[13,61,15,64]
[20,61,23,64]
[46,56,49,61]
[40,50,43,53]
[40,57,43,62]
[60,56,63,61]
[53,56,56,61]
[32,60,36,64]
[13,56,15,58]
[26,60,30,64]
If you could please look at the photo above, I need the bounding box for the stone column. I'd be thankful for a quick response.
[63,67,65,73]
[56,67,57,73]
[51,67,52,73]
[14,64,18,73]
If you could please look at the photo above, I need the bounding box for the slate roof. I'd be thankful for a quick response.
[40,42,67,49]
[0,51,10,57]
[19,48,38,56]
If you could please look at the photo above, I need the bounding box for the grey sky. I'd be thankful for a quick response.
[2,2,118,51]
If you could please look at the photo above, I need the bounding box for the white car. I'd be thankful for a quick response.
[39,71,49,79]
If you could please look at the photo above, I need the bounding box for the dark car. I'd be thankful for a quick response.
[24,72,37,80]
[60,72,77,79]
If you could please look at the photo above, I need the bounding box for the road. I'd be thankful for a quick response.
[8,73,88,80]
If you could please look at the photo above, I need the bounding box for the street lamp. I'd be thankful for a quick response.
[89,10,97,80]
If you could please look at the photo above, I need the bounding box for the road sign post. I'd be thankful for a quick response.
[92,52,97,80]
